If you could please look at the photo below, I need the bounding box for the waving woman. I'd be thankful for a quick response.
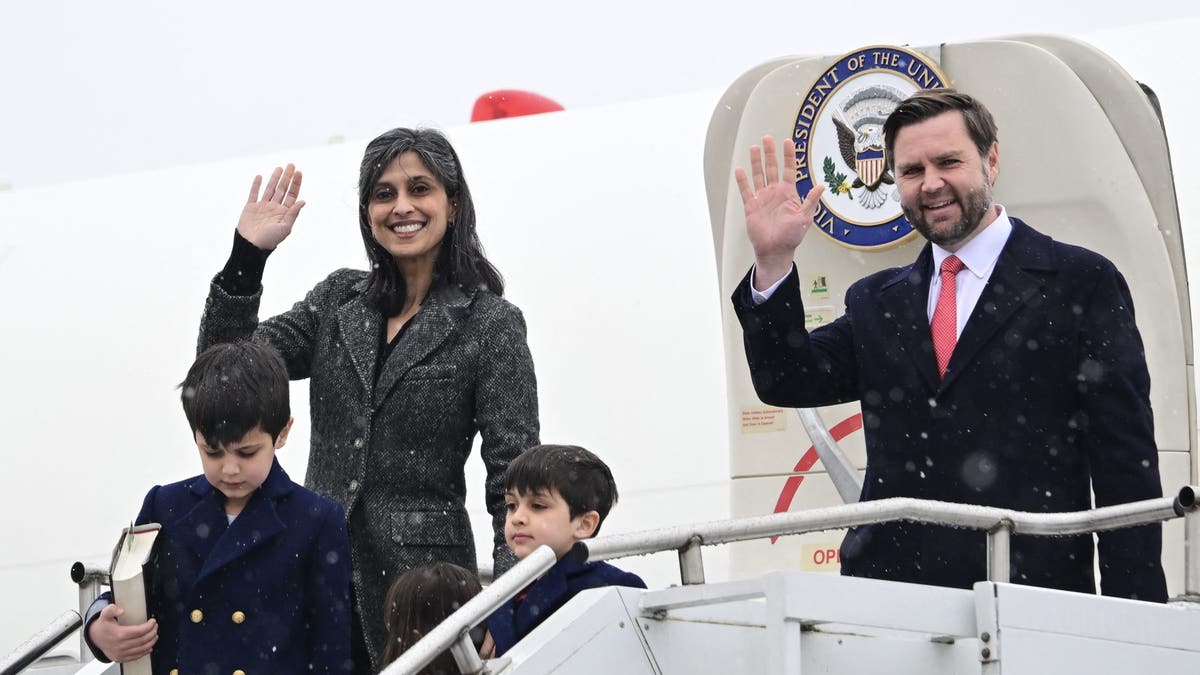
[198,128,539,670]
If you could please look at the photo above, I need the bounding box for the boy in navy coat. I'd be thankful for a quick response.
[84,341,352,673]
[485,444,645,658]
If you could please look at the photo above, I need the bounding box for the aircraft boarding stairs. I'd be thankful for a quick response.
[6,487,1200,675]
[384,487,1200,674]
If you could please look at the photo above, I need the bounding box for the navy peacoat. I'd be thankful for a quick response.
[85,458,352,673]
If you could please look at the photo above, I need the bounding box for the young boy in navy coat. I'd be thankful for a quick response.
[84,341,352,673]
[485,444,645,657]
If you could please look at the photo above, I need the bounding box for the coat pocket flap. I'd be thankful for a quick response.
[405,364,458,381]
[390,510,469,545]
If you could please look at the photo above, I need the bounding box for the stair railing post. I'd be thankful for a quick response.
[986,521,1011,583]
[449,632,487,675]
[1183,487,1200,598]
[678,535,706,585]
[70,561,107,663]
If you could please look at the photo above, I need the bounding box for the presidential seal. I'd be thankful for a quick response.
[793,46,950,250]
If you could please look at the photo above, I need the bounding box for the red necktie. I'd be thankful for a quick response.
[932,255,964,379]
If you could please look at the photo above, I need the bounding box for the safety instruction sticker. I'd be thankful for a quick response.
[805,306,835,330]
[740,406,787,433]
[809,274,829,296]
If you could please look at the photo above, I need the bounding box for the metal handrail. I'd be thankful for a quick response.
[0,611,82,675]
[382,545,557,675]
[0,561,107,675]
[71,561,107,663]
[577,485,1200,590]
[384,485,1200,674]
[578,490,1184,556]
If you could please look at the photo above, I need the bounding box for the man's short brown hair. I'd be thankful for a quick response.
[883,89,998,169]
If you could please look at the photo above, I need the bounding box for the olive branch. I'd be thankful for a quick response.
[823,157,852,198]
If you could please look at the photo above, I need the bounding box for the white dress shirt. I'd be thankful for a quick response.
[751,205,1014,339]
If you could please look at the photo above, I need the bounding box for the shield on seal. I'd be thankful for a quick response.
[855,147,886,187]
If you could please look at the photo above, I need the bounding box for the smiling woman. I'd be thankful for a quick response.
[195,127,540,671]
[368,153,452,271]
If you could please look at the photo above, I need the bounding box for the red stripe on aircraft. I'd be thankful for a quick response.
[769,413,863,544]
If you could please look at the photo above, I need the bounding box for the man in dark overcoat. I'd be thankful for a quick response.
[731,89,1167,601]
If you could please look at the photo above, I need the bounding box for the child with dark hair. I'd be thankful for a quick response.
[380,562,482,672]
[484,444,645,658]
[84,341,352,673]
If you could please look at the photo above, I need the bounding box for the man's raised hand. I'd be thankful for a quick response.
[734,136,824,289]
[237,164,306,250]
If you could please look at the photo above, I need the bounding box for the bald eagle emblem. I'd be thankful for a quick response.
[792,45,949,250]
[828,84,905,209]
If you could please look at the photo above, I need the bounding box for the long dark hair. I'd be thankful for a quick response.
[358,127,504,315]
[380,562,483,670]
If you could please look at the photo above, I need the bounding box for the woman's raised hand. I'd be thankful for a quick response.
[237,164,306,250]
[734,136,825,289]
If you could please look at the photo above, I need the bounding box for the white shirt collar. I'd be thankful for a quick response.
[931,205,1013,278]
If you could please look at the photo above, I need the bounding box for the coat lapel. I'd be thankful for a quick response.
[194,459,291,586]
[487,599,520,656]
[336,285,383,398]
[486,556,573,656]
[514,557,572,637]
[877,245,941,393]
[940,219,1053,391]
[372,285,473,409]
[176,479,230,568]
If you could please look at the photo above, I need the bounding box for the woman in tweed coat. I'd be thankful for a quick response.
[197,128,539,671]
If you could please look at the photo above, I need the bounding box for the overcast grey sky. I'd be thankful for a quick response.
[3,0,1196,189]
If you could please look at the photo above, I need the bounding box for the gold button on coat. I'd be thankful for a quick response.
[233,670,246,675]
[169,670,179,675]
[231,611,246,624]
[189,609,203,623]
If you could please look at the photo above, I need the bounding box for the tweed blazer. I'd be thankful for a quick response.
[733,219,1166,601]
[198,267,540,666]
[84,458,352,674]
